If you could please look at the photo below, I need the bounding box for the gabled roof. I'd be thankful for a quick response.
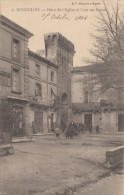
[28,50,58,69]
[0,15,34,38]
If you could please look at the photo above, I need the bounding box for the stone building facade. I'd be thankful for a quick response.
[72,66,124,133]
[0,15,33,141]
[28,50,58,134]
[0,15,59,140]
[0,15,74,140]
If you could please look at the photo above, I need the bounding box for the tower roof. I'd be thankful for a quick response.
[44,32,74,51]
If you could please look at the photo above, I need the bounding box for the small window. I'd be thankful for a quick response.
[12,38,20,60]
[84,91,89,103]
[51,71,54,81]
[12,68,20,93]
[36,64,40,76]
[51,88,54,99]
[35,83,42,97]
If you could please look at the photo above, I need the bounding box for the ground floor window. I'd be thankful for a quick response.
[118,114,124,132]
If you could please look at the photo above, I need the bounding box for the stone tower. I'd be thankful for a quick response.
[44,33,75,128]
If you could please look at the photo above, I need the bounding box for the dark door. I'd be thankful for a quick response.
[34,111,43,133]
[12,107,24,137]
[84,114,92,132]
[51,113,54,132]
[118,114,124,132]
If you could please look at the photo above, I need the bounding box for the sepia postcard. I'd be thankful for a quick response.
[0,0,124,194]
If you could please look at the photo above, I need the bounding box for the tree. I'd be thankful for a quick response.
[84,0,124,96]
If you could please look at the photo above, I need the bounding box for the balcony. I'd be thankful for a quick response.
[29,96,54,107]
[100,99,124,110]
[72,102,101,112]
[72,99,124,113]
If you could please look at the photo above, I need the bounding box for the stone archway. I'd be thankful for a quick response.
[61,93,68,105]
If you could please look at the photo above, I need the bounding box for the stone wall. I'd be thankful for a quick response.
[106,145,124,168]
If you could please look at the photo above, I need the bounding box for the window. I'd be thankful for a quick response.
[84,91,89,103]
[51,88,54,99]
[12,68,20,93]
[35,83,42,97]
[118,87,123,100]
[36,64,40,76]
[12,38,20,60]
[51,71,54,81]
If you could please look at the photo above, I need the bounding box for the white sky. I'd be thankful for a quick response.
[1,0,122,67]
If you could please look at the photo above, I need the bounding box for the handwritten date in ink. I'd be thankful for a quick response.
[41,13,87,21]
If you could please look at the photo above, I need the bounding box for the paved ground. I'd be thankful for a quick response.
[0,133,124,195]
[75,174,124,195]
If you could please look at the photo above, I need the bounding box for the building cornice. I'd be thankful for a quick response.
[0,15,34,38]
[7,96,29,102]
[28,75,57,87]
[0,56,29,69]
[72,64,104,73]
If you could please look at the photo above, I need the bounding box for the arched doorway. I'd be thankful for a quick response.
[61,93,68,132]
[61,93,68,105]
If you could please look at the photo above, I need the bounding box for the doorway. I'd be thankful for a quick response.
[34,111,43,133]
[51,113,54,132]
[84,114,92,132]
[12,106,24,137]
